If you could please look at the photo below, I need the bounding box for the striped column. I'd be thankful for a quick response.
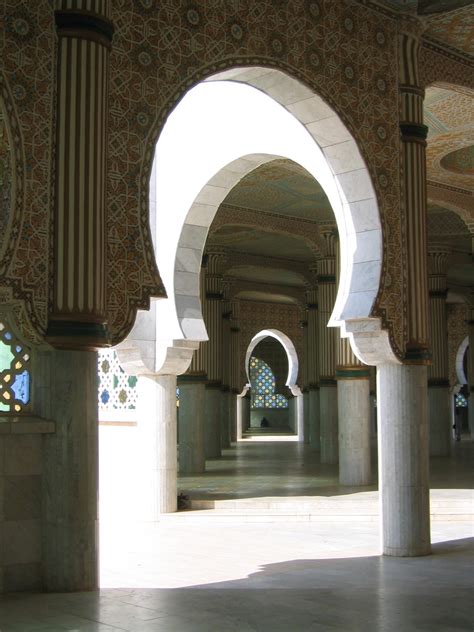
[318,231,338,464]
[47,1,113,349]
[335,239,371,485]
[377,18,430,556]
[427,249,451,455]
[399,23,430,362]
[306,284,320,448]
[202,251,226,458]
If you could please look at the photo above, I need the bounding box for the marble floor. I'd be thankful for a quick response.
[0,430,472,631]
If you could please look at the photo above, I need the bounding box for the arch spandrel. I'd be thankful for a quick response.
[105,1,404,356]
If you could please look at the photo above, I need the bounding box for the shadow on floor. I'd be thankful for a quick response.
[1,538,472,631]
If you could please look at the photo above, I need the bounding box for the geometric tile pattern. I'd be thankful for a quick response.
[98,349,137,412]
[0,1,472,361]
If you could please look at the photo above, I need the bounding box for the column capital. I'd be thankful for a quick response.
[319,226,338,258]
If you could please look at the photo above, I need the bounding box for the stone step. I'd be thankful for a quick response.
[189,496,473,515]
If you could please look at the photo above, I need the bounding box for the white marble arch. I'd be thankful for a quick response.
[455,336,469,387]
[244,328,304,441]
[128,68,396,369]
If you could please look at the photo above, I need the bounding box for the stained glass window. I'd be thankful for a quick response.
[249,356,288,409]
[0,322,31,413]
[98,349,137,412]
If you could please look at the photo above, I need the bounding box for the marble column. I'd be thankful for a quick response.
[427,249,451,455]
[177,377,205,474]
[303,389,310,444]
[220,388,231,449]
[306,284,320,448]
[377,364,430,556]
[336,237,371,485]
[318,232,338,464]
[337,362,371,486]
[36,350,98,592]
[205,386,222,457]
[136,374,177,515]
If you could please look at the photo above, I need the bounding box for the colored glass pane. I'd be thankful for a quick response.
[249,356,288,409]
[98,349,138,411]
[11,370,29,404]
[455,393,468,408]
[0,322,31,413]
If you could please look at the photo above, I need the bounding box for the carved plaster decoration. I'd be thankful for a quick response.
[1,0,472,359]
[447,301,469,387]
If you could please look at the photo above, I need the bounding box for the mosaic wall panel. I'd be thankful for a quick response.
[239,300,303,390]
[420,43,474,91]
[107,0,405,354]
[98,348,138,411]
[0,107,11,248]
[0,1,54,340]
[447,302,468,388]
[0,0,471,358]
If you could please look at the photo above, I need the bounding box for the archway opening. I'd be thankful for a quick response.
[242,330,302,441]
[100,66,385,587]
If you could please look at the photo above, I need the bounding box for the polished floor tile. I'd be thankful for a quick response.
[0,431,472,631]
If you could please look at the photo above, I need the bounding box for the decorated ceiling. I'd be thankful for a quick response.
[425,86,474,191]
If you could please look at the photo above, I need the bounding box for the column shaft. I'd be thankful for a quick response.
[377,364,430,556]
[47,3,113,348]
[178,380,205,474]
[37,349,98,591]
[399,21,430,361]
[338,373,371,486]
[205,386,222,458]
[137,375,177,515]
